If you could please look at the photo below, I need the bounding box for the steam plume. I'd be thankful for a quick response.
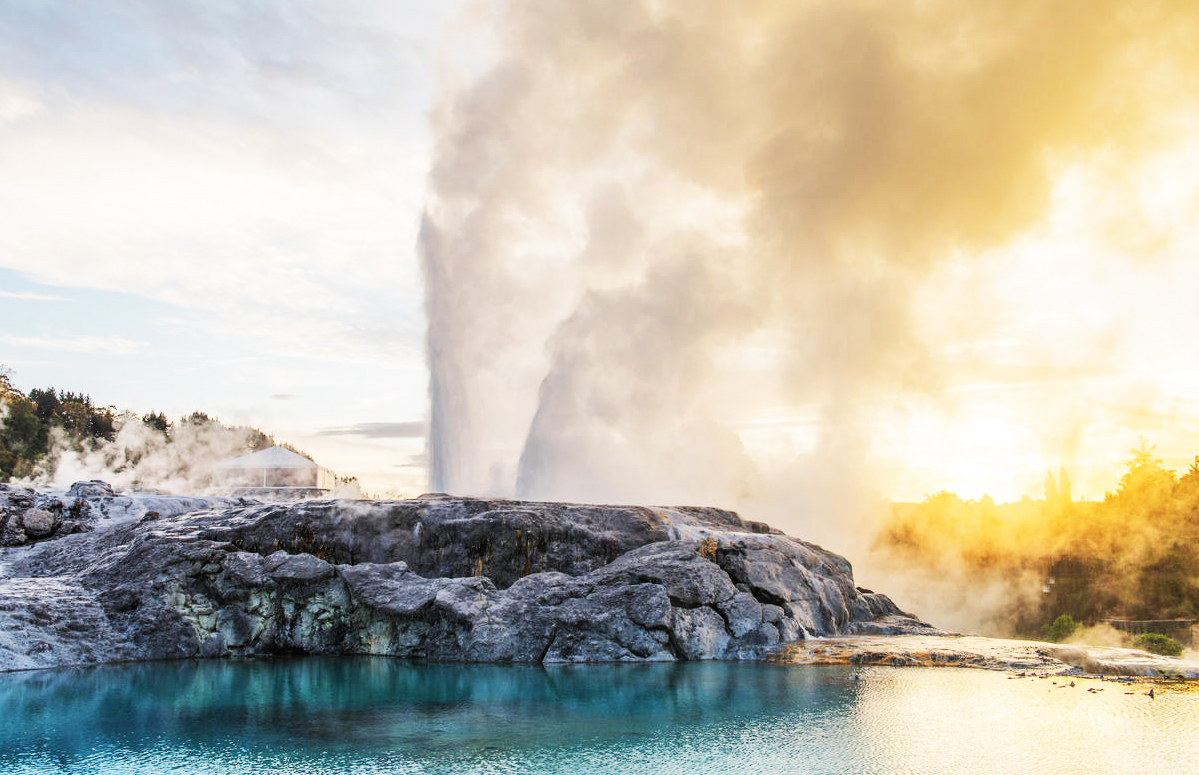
[421,0,1199,526]
[26,417,259,495]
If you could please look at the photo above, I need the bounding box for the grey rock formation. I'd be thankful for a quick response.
[20,509,58,538]
[0,482,247,548]
[0,484,935,671]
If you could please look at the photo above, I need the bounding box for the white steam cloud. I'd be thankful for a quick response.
[20,417,259,495]
[420,0,1199,568]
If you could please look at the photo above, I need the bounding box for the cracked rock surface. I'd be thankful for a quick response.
[0,484,936,671]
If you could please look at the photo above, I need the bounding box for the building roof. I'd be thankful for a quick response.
[219,445,321,470]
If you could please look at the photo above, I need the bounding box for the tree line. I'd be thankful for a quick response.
[873,442,1199,638]
[2,368,282,483]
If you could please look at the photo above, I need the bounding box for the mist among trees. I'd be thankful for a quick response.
[1,369,281,488]
[873,442,1199,637]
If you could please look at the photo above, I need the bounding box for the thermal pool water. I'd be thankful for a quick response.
[1,658,1195,774]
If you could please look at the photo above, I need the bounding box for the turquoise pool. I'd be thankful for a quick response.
[2,658,1195,774]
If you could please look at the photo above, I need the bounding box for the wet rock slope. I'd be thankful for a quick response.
[0,483,933,670]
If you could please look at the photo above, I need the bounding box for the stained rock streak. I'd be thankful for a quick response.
[0,484,932,671]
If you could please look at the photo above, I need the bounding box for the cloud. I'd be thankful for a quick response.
[397,452,428,469]
[0,0,454,374]
[0,1,443,126]
[0,0,470,499]
[0,334,148,355]
[0,289,69,302]
[316,421,427,439]
[269,393,298,401]
[0,110,427,362]
[0,80,41,124]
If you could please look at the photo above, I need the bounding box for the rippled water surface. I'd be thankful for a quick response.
[2,658,1195,774]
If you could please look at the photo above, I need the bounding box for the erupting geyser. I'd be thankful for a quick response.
[418,0,1199,544]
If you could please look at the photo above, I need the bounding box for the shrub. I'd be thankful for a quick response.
[1131,632,1183,657]
[1043,614,1080,642]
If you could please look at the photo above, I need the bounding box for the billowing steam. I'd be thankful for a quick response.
[0,412,263,499]
[420,0,1199,558]
[21,416,262,495]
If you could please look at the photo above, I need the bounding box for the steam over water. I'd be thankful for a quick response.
[419,0,1199,548]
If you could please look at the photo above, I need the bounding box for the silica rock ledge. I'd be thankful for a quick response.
[0,483,934,671]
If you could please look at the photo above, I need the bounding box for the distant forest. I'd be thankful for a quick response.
[0,368,306,485]
[874,443,1199,637]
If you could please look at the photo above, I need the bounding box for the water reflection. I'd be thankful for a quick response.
[854,668,1199,774]
[1,659,857,773]
[1,658,1195,774]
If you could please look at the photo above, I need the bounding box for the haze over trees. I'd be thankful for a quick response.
[873,442,1199,637]
[1,370,118,479]
[0,368,297,489]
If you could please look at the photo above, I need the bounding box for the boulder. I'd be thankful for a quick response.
[20,509,58,538]
[1,482,243,549]
[66,481,116,499]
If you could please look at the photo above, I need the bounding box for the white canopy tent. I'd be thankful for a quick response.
[216,446,336,494]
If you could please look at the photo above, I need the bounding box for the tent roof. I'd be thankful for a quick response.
[220,446,320,470]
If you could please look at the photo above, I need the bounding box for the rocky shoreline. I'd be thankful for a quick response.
[772,634,1199,678]
[0,482,935,671]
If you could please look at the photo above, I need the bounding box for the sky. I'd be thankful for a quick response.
[0,0,464,495]
[3,1,1199,510]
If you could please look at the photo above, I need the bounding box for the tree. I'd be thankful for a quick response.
[89,406,116,441]
[244,427,274,452]
[0,393,47,478]
[0,369,49,478]
[1132,632,1183,657]
[1043,614,1079,642]
[142,411,171,436]
[58,400,91,436]
[1176,456,1199,492]
[1,374,323,487]
[1114,440,1176,503]
[1044,470,1059,503]
[1175,457,1199,521]
[28,388,61,422]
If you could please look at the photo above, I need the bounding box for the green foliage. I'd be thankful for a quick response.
[1043,614,1079,642]
[23,386,114,442]
[1,374,34,478]
[244,427,274,452]
[182,412,213,427]
[142,411,171,436]
[28,387,60,421]
[0,369,316,485]
[1131,633,1183,657]
[1,373,50,479]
